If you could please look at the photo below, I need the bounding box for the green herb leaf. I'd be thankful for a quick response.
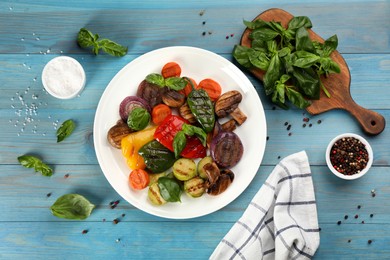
[251,28,280,41]
[99,39,128,57]
[248,50,269,71]
[292,51,320,68]
[50,194,95,220]
[127,107,150,131]
[17,155,53,177]
[264,54,283,95]
[173,131,186,159]
[77,28,96,48]
[57,119,76,143]
[288,16,312,31]
[182,124,207,146]
[165,77,187,91]
[77,28,127,56]
[291,67,321,99]
[158,177,182,203]
[145,73,165,87]
[232,45,252,68]
[323,34,338,57]
[295,27,315,52]
[244,19,269,29]
[286,87,311,109]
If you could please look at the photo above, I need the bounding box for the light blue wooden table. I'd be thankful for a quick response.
[1,0,389,259]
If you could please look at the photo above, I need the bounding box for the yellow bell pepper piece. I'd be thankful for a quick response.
[121,126,157,170]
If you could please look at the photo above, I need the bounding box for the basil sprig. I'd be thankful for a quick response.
[127,107,150,131]
[173,124,207,158]
[158,177,182,203]
[233,15,340,108]
[145,73,187,91]
[18,155,53,176]
[50,194,95,220]
[77,28,128,57]
[57,119,76,143]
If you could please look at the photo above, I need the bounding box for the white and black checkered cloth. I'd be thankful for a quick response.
[210,151,320,260]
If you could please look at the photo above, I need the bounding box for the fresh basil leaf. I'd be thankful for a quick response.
[292,50,320,68]
[269,21,285,34]
[248,50,269,71]
[244,19,269,29]
[139,140,176,173]
[286,87,311,108]
[291,67,321,99]
[57,119,76,143]
[50,194,95,220]
[267,40,278,54]
[329,60,341,74]
[77,28,96,48]
[232,45,252,68]
[250,28,279,41]
[251,39,267,51]
[323,34,338,57]
[278,47,291,58]
[158,177,182,203]
[173,131,186,159]
[264,54,283,95]
[17,155,53,177]
[145,73,165,87]
[99,39,128,57]
[295,27,315,52]
[127,107,150,131]
[165,77,187,91]
[182,124,207,146]
[288,16,312,30]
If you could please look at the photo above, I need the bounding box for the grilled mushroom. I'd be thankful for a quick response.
[162,88,185,107]
[215,90,247,126]
[207,169,235,196]
[107,120,134,149]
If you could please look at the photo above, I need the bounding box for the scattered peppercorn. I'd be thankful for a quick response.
[329,137,369,175]
[116,238,121,243]
[303,117,310,122]
[113,218,119,224]
[64,173,69,178]
[309,123,312,127]
[122,213,126,217]
[102,218,106,222]
[230,34,234,37]
[337,221,341,225]
[202,32,206,36]
[284,122,288,126]
[82,229,88,234]
[361,221,365,224]
[202,21,206,25]
[371,189,376,197]
[357,205,361,209]
[368,240,372,244]
[348,239,351,243]
[225,35,229,39]
[46,192,52,197]
[302,124,306,128]
[370,214,374,218]
[317,120,322,124]
[277,156,281,159]
[287,124,291,131]
[288,132,292,136]
[355,214,359,219]
[319,228,322,231]
[266,136,269,141]
[344,215,348,220]
[199,10,205,16]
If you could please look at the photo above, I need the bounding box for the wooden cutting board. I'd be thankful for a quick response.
[240,8,385,135]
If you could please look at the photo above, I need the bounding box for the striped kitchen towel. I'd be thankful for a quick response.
[210,151,320,260]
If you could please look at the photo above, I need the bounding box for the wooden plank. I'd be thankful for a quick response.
[0,165,388,222]
[0,2,389,54]
[0,221,389,259]
[1,53,389,110]
[1,108,389,165]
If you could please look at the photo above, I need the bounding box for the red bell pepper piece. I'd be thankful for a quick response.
[154,115,206,158]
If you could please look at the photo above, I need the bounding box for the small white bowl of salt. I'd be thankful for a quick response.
[42,56,86,99]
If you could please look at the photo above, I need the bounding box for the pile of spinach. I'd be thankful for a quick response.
[233,16,340,109]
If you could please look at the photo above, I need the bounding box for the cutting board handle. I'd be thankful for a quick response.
[344,98,386,135]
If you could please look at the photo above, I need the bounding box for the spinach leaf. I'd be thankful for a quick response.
[138,140,176,173]
[57,119,76,143]
[127,107,150,131]
[173,131,186,159]
[77,28,127,57]
[50,194,95,220]
[18,155,53,176]
[158,177,182,203]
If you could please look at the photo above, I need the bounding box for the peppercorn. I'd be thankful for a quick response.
[329,137,369,175]
[113,218,119,224]
[368,240,372,244]
[355,214,359,219]
[344,215,348,220]
[337,221,341,225]
[357,205,361,209]
[82,229,88,234]
[370,214,374,218]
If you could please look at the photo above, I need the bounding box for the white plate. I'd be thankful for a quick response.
[94,46,267,219]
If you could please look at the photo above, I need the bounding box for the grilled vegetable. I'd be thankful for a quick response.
[207,169,235,196]
[172,158,197,181]
[137,79,164,108]
[186,78,215,133]
[210,131,243,168]
[107,119,134,149]
[197,156,213,179]
[148,183,167,205]
[138,140,176,173]
[119,96,151,122]
[184,177,205,198]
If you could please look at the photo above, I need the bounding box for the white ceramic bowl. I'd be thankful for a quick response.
[326,133,373,180]
[42,56,86,99]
